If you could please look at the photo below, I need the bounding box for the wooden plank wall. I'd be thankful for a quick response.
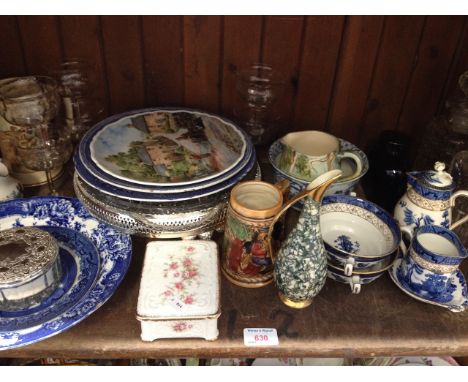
[0,15,466,151]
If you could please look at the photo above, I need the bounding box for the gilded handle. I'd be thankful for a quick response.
[266,170,342,264]
[266,187,316,264]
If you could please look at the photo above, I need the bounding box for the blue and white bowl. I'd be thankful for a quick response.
[321,195,401,276]
[326,248,397,273]
[327,264,390,294]
[268,138,369,211]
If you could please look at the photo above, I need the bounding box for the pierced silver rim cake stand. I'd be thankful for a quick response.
[73,163,260,239]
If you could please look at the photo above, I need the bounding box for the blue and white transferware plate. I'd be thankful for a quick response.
[79,108,252,188]
[74,149,256,202]
[0,197,132,350]
[389,255,468,313]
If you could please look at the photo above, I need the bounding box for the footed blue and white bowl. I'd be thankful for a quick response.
[268,138,369,211]
[321,195,401,276]
[327,264,391,294]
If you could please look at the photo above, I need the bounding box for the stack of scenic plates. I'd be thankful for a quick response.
[74,107,257,238]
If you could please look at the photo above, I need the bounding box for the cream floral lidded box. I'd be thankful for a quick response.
[137,240,220,341]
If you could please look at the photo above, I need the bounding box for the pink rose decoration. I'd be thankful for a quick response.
[183,258,192,267]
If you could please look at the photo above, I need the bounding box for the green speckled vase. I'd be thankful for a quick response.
[268,170,342,309]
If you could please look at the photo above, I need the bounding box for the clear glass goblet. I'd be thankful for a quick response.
[234,64,285,145]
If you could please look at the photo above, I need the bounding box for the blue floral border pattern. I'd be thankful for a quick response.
[0,226,100,332]
[390,256,468,312]
[321,195,401,258]
[407,174,453,201]
[0,197,132,350]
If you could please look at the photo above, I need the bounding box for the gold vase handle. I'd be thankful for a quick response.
[266,187,315,264]
[266,169,342,264]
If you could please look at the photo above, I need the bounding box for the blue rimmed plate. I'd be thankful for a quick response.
[0,197,132,350]
[79,108,253,189]
[74,148,257,202]
[389,254,468,313]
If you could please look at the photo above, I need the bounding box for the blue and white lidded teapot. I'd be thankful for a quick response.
[394,162,468,232]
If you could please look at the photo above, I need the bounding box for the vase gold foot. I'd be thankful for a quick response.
[278,292,313,309]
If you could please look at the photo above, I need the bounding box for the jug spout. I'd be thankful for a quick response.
[306,169,343,203]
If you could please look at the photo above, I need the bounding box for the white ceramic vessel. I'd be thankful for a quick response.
[0,160,22,201]
[394,162,468,233]
[137,240,220,341]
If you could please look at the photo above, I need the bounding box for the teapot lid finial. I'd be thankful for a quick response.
[418,161,453,188]
[434,161,445,172]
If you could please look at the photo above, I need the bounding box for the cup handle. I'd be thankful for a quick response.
[344,257,355,276]
[450,190,468,230]
[399,226,413,255]
[336,151,363,181]
[350,276,361,294]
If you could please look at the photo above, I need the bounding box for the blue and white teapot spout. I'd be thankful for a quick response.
[394,162,468,232]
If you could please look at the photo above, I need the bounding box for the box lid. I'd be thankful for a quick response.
[137,240,220,318]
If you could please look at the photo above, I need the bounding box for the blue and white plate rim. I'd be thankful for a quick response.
[79,107,253,190]
[0,226,100,333]
[74,148,257,202]
[0,196,132,351]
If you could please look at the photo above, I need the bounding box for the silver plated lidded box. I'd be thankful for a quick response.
[0,227,62,311]
[137,240,220,341]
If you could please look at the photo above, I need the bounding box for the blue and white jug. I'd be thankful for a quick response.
[394,162,468,232]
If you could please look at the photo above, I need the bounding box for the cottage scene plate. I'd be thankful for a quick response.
[80,108,249,187]
[0,197,132,350]
[389,256,468,312]
[74,149,256,202]
[77,110,254,194]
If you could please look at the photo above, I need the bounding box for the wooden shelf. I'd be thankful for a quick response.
[2,158,468,359]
